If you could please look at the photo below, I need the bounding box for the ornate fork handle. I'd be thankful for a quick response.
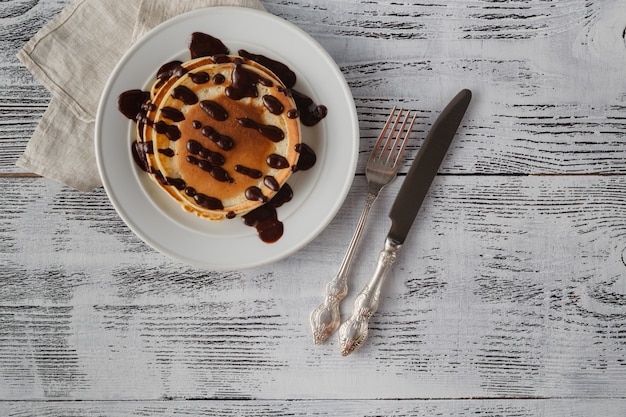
[310,107,414,346]
[310,189,379,344]
[338,237,400,356]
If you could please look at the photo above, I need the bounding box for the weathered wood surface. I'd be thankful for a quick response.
[4,0,626,176]
[2,177,626,400]
[1,0,626,415]
[2,399,626,416]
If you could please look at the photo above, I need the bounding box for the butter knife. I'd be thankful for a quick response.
[338,89,472,356]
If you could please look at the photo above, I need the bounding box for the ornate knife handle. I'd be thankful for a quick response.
[310,192,378,344]
[338,237,400,356]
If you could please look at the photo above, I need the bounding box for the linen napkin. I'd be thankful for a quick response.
[17,0,265,192]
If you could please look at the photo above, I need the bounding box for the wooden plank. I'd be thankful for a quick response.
[2,1,626,175]
[0,0,67,54]
[0,85,50,172]
[1,0,625,409]
[266,0,599,41]
[0,0,66,174]
[1,176,625,400]
[1,399,626,416]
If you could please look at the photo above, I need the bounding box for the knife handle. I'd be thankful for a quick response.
[338,237,400,356]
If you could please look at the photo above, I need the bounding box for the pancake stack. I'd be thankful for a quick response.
[127,53,302,221]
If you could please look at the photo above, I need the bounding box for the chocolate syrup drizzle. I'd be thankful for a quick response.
[117,32,326,243]
[243,184,293,244]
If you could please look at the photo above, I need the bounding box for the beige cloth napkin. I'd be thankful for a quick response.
[17,0,265,192]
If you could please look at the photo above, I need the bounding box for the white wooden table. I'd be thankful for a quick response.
[2,0,626,415]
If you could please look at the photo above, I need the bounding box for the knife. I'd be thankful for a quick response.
[337,89,472,356]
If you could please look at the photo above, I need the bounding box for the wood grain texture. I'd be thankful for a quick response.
[2,399,626,417]
[1,0,626,415]
[1,176,625,401]
[268,0,626,174]
[0,0,63,174]
[2,0,626,175]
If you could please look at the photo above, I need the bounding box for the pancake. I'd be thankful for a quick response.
[118,31,327,243]
[138,55,301,220]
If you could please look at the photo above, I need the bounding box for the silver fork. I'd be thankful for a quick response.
[310,107,416,344]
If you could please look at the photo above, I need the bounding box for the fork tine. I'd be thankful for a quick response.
[379,108,404,162]
[371,106,399,160]
[387,112,416,167]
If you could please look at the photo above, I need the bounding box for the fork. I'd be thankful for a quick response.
[310,107,416,344]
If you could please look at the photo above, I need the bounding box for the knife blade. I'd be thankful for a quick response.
[338,89,472,356]
[388,88,472,245]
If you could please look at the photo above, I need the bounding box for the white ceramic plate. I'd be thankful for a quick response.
[95,7,359,270]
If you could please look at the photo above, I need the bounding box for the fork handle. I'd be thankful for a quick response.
[310,190,378,344]
[338,237,400,356]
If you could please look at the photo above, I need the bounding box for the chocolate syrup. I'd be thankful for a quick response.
[244,204,283,243]
[190,72,210,84]
[293,143,316,172]
[166,177,186,190]
[262,95,284,115]
[154,170,167,185]
[186,139,225,166]
[263,176,280,192]
[211,165,234,183]
[201,125,234,150]
[155,60,187,87]
[226,62,273,100]
[236,118,284,142]
[243,184,293,243]
[194,193,223,210]
[236,47,327,126]
[239,49,297,89]
[213,54,231,64]
[185,155,235,182]
[235,165,262,179]
[118,89,150,120]
[290,89,327,126]
[186,138,202,154]
[172,85,198,105]
[131,141,152,172]
[245,186,268,203]
[161,107,185,122]
[154,121,181,141]
[158,148,175,157]
[189,32,229,59]
[200,100,228,121]
[156,60,181,79]
[267,154,290,170]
